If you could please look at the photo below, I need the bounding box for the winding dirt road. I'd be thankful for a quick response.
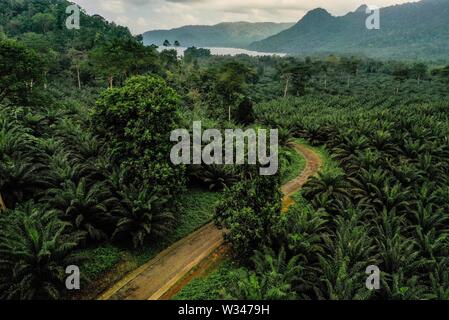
[98,143,322,300]
[281,143,323,212]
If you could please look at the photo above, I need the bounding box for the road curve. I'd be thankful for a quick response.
[281,143,323,212]
[98,143,322,300]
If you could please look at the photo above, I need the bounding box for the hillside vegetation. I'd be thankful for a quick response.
[250,0,449,60]
[143,22,294,48]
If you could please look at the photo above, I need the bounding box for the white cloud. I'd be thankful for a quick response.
[71,0,420,34]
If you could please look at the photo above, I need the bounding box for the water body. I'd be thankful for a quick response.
[156,46,286,57]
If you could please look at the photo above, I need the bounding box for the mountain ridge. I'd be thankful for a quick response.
[249,0,449,60]
[143,21,294,48]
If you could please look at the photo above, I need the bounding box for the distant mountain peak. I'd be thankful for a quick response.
[355,4,368,12]
[301,8,333,23]
[306,8,332,17]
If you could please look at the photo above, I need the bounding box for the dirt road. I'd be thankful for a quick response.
[281,143,323,212]
[98,143,322,300]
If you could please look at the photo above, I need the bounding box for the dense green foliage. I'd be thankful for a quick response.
[94,76,185,194]
[2,0,449,301]
[0,204,86,299]
[0,39,43,104]
[0,0,188,295]
[215,165,282,260]
[236,94,449,299]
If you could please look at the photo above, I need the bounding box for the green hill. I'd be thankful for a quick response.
[0,0,135,51]
[143,22,294,48]
[250,0,449,60]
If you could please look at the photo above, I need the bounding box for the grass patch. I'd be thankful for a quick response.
[173,259,239,300]
[280,146,306,184]
[81,245,122,279]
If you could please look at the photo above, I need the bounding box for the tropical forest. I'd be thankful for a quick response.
[1,0,449,302]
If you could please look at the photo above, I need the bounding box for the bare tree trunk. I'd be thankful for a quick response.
[347,75,350,88]
[284,77,290,97]
[228,93,233,122]
[77,67,81,90]
[44,71,48,89]
[108,76,114,89]
[324,74,327,89]
[0,192,6,212]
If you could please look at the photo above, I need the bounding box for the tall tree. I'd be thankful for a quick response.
[410,63,428,86]
[0,39,43,104]
[392,64,411,94]
[90,38,160,88]
[216,61,257,121]
[279,58,312,96]
[19,32,58,89]
[0,193,5,211]
[68,48,87,89]
[94,75,185,194]
[31,12,56,34]
[341,57,360,88]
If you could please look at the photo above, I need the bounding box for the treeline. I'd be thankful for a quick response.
[0,0,175,90]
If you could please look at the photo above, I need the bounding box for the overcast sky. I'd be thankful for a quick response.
[71,0,419,34]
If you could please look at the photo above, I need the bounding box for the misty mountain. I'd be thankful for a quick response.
[250,0,449,60]
[143,22,294,48]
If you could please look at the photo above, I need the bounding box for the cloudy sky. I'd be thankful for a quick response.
[71,0,419,34]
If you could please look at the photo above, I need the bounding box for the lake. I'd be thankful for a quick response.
[156,46,286,57]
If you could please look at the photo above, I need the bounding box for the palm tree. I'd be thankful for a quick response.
[377,233,421,275]
[0,154,46,208]
[45,178,117,242]
[189,164,238,191]
[225,247,302,300]
[0,116,32,157]
[303,169,351,204]
[381,272,427,300]
[410,201,447,233]
[278,128,293,147]
[0,203,86,299]
[332,135,369,165]
[426,258,449,299]
[275,202,328,262]
[0,118,39,208]
[113,185,174,248]
[42,149,90,189]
